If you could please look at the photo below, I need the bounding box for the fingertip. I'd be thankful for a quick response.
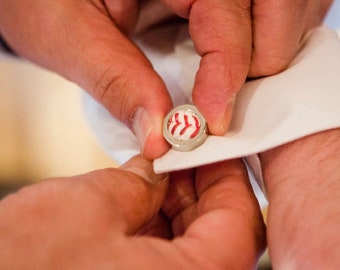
[192,43,244,136]
[132,106,171,160]
[210,95,236,136]
[142,130,170,160]
[194,92,236,136]
[120,155,169,185]
[196,158,247,194]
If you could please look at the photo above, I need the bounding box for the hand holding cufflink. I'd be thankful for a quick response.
[163,105,208,151]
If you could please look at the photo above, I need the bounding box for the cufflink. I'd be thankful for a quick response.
[163,104,208,151]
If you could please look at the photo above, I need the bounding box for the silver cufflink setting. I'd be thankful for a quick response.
[163,104,208,151]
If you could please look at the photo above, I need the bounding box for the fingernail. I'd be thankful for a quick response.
[120,155,169,185]
[132,108,154,154]
[220,95,236,134]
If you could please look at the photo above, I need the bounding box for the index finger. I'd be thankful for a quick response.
[189,159,266,268]
[163,159,266,268]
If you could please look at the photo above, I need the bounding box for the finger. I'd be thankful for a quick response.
[162,169,198,236]
[0,1,172,159]
[103,0,140,34]
[250,0,333,77]
[189,159,266,268]
[260,129,340,268]
[165,159,266,268]
[163,0,252,135]
[136,211,172,239]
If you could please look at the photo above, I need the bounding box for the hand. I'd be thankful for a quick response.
[162,0,333,134]
[0,156,265,269]
[0,0,173,159]
[260,128,340,268]
[1,1,331,158]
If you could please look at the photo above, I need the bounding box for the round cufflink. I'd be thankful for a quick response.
[163,104,208,151]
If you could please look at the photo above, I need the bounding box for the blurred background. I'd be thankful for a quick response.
[0,54,116,194]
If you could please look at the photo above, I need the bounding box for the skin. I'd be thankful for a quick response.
[260,128,340,269]
[0,0,338,267]
[0,129,338,268]
[0,156,266,269]
[0,0,333,159]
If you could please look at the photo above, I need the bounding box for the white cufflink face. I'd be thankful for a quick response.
[163,104,208,151]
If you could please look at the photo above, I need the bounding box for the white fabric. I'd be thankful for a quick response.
[83,23,198,165]
[84,2,340,192]
[84,4,340,207]
[154,27,340,173]
[84,26,340,173]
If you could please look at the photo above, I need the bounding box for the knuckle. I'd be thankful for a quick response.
[249,51,294,77]
[93,67,138,123]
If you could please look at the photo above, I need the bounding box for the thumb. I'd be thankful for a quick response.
[116,155,169,234]
[190,0,252,135]
[84,155,168,235]
[162,0,252,135]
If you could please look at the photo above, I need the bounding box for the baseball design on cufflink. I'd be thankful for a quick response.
[163,104,208,151]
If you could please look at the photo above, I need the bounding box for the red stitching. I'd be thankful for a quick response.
[168,111,200,139]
